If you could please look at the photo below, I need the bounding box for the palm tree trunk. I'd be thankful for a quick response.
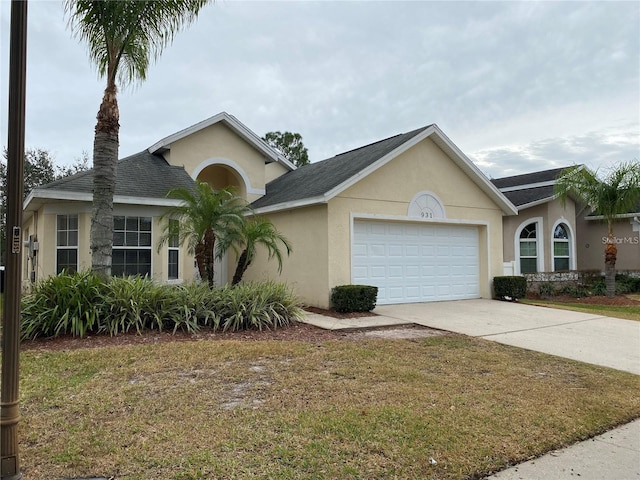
[604,233,617,298]
[232,249,251,286]
[90,83,119,279]
[203,229,216,289]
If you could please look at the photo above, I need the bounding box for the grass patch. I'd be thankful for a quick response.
[522,299,640,321]
[18,336,640,479]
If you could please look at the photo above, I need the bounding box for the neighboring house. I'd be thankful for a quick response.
[23,112,517,308]
[491,167,578,275]
[575,201,640,271]
[493,167,640,275]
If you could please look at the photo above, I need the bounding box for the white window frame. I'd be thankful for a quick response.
[112,215,153,277]
[550,219,576,271]
[514,217,544,275]
[167,219,180,280]
[56,214,79,274]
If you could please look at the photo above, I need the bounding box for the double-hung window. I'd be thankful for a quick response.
[553,224,571,271]
[112,216,152,277]
[519,222,538,274]
[168,219,179,280]
[56,214,78,274]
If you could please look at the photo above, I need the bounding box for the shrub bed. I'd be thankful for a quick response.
[493,276,527,301]
[21,272,303,340]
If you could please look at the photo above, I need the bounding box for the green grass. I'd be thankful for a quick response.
[522,299,640,321]
[18,335,640,479]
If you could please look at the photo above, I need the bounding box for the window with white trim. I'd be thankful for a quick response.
[519,222,538,274]
[56,214,78,274]
[553,224,571,271]
[112,216,152,277]
[168,219,179,280]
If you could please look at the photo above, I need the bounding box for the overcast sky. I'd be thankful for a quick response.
[1,1,639,179]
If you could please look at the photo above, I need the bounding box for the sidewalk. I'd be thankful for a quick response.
[485,419,640,480]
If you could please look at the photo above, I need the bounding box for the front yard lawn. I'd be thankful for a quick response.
[19,334,640,479]
[521,299,640,321]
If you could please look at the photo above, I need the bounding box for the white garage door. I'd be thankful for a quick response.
[352,220,480,305]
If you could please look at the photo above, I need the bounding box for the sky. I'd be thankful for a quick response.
[1,0,639,180]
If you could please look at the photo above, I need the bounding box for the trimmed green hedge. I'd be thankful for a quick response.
[493,276,527,301]
[21,272,303,340]
[330,285,378,313]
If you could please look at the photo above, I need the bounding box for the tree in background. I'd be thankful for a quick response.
[158,183,249,289]
[262,131,310,167]
[217,216,292,286]
[556,162,640,297]
[0,148,89,264]
[65,0,210,278]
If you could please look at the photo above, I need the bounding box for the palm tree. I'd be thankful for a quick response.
[218,216,292,285]
[158,182,249,288]
[65,0,210,278]
[556,162,640,297]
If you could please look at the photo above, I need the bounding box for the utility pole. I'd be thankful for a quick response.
[1,1,28,479]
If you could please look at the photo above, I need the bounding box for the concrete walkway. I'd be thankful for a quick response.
[301,299,640,480]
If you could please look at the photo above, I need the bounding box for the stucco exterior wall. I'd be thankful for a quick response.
[576,213,640,271]
[24,202,197,285]
[243,205,330,308]
[503,198,577,273]
[166,122,268,199]
[326,138,506,302]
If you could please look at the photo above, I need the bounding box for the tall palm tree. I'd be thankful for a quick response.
[556,162,640,297]
[218,216,292,285]
[158,183,249,288]
[65,0,210,278]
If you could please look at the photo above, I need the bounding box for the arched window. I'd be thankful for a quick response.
[519,222,538,273]
[553,223,571,271]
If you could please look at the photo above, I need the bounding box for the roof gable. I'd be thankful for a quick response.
[251,125,517,215]
[147,112,296,171]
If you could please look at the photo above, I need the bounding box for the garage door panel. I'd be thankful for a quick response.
[353,220,480,305]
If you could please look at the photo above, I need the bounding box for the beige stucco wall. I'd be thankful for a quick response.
[323,138,505,302]
[265,162,290,184]
[243,205,330,307]
[23,202,197,285]
[165,122,268,201]
[502,198,577,273]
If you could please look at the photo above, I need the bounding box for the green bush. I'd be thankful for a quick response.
[493,276,527,301]
[209,281,303,331]
[616,274,640,294]
[21,271,107,339]
[330,285,378,313]
[538,282,555,299]
[21,273,302,340]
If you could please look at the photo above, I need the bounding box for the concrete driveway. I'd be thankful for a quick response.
[374,299,640,375]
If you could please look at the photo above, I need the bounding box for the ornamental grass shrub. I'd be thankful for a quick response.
[21,272,303,340]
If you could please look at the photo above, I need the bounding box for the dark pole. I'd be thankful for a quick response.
[1,1,27,479]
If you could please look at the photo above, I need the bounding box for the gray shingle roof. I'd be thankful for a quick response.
[491,166,573,189]
[40,150,195,199]
[251,126,432,209]
[501,185,556,207]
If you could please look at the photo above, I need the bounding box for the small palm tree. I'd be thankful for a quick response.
[218,216,292,285]
[158,183,249,289]
[556,162,640,297]
[65,0,210,278]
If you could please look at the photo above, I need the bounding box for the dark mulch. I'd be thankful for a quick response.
[20,321,347,352]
